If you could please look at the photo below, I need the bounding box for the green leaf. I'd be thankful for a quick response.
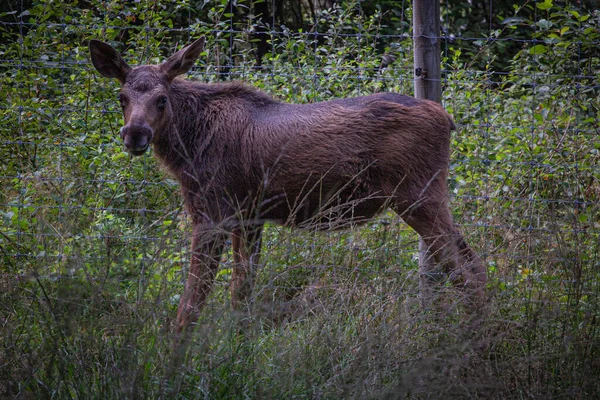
[502,16,527,26]
[18,219,29,230]
[536,0,553,10]
[529,44,547,55]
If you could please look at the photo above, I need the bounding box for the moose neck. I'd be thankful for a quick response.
[151,80,279,183]
[151,80,201,177]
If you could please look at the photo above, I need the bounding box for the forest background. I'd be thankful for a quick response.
[1,0,599,397]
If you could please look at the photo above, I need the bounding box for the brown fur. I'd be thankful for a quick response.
[89,37,487,332]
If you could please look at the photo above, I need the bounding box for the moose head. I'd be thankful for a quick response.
[88,37,206,155]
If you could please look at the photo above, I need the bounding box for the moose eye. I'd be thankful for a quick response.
[157,96,168,111]
[118,94,128,108]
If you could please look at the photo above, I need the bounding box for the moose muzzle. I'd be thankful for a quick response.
[120,123,153,156]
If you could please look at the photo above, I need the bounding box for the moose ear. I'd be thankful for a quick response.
[89,40,131,84]
[160,36,206,82]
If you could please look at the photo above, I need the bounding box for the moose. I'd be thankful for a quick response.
[89,37,486,332]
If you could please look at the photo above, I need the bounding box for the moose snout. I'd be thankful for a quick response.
[120,123,153,156]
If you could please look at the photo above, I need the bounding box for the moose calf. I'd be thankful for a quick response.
[89,37,486,331]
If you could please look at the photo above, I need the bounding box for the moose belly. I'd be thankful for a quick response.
[259,186,387,231]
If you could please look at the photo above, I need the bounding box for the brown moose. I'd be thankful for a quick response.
[89,37,486,331]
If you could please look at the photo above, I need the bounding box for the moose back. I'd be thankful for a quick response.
[89,37,486,331]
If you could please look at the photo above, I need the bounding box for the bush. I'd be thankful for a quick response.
[1,0,599,398]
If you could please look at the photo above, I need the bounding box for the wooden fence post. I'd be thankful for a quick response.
[413,0,443,300]
[413,0,441,103]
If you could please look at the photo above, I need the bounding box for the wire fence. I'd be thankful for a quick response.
[2,0,600,397]
[1,1,599,304]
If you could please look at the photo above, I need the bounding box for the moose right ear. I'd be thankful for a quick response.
[160,36,206,82]
[89,40,131,84]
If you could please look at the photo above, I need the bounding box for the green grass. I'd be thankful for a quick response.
[1,1,599,397]
[2,217,600,398]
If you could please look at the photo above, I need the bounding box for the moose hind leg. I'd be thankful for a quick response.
[417,236,448,304]
[401,202,486,308]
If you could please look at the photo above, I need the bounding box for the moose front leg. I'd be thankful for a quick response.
[176,224,226,332]
[230,224,264,311]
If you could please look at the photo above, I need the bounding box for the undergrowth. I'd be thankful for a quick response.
[1,0,599,398]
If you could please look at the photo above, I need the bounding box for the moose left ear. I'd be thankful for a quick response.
[89,40,131,84]
[160,36,206,82]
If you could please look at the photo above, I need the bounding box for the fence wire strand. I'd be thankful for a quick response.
[1,1,599,310]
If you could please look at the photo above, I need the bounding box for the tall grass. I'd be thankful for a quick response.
[2,216,599,398]
[1,1,599,398]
